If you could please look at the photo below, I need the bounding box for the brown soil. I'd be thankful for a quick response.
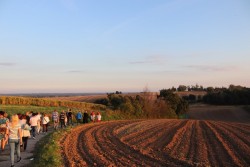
[61,119,250,167]
[187,104,250,123]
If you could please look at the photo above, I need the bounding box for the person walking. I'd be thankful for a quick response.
[83,111,89,124]
[36,112,42,135]
[7,114,22,167]
[67,109,73,126]
[0,111,9,151]
[64,113,68,127]
[90,111,96,122]
[29,113,39,139]
[52,110,59,130]
[20,115,31,151]
[60,111,66,128]
[76,111,82,125]
[96,112,102,122]
[42,114,50,133]
[25,111,32,126]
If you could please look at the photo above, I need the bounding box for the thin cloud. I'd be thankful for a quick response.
[66,70,85,73]
[0,62,16,66]
[129,55,167,65]
[161,70,181,73]
[129,61,149,64]
[183,65,236,72]
[157,70,182,74]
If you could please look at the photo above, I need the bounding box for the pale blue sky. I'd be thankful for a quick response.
[0,0,249,93]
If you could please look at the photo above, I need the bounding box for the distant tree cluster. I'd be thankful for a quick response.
[182,94,203,103]
[203,85,250,105]
[107,93,144,117]
[158,89,189,115]
[96,89,188,119]
[161,84,250,105]
[171,84,205,92]
[187,84,204,91]
[94,92,146,118]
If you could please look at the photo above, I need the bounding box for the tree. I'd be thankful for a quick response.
[94,98,109,105]
[159,89,174,98]
[188,94,196,102]
[176,98,189,115]
[115,91,122,94]
[206,87,214,92]
[159,89,189,116]
[120,102,134,113]
[107,94,124,109]
[177,85,187,91]
[203,85,250,105]
[171,86,177,91]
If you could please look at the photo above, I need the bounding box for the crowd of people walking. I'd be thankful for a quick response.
[0,109,102,167]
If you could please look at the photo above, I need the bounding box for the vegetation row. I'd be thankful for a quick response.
[95,89,189,119]
[203,85,250,105]
[0,96,106,110]
[161,84,250,105]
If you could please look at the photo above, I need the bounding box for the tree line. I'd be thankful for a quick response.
[0,96,106,110]
[95,84,250,118]
[95,89,189,119]
[203,85,250,105]
[170,84,250,105]
[170,84,205,92]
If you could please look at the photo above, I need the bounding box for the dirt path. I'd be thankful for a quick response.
[61,119,250,167]
[0,130,51,167]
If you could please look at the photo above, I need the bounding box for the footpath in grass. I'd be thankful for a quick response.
[0,124,74,167]
[0,129,53,167]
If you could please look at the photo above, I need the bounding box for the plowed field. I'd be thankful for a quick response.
[61,120,250,167]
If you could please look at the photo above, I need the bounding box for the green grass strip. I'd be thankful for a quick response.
[29,128,71,167]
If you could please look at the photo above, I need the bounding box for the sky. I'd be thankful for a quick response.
[0,0,250,93]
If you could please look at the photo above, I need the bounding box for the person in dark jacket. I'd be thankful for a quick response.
[67,109,73,126]
[83,111,89,124]
[60,111,66,128]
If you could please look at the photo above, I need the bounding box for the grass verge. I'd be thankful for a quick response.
[29,128,70,167]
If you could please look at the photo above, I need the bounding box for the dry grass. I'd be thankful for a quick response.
[45,91,206,103]
[45,93,158,103]
[187,104,250,123]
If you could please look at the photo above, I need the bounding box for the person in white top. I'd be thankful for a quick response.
[90,111,96,122]
[29,113,39,139]
[42,114,50,133]
[96,112,102,122]
[36,113,42,135]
